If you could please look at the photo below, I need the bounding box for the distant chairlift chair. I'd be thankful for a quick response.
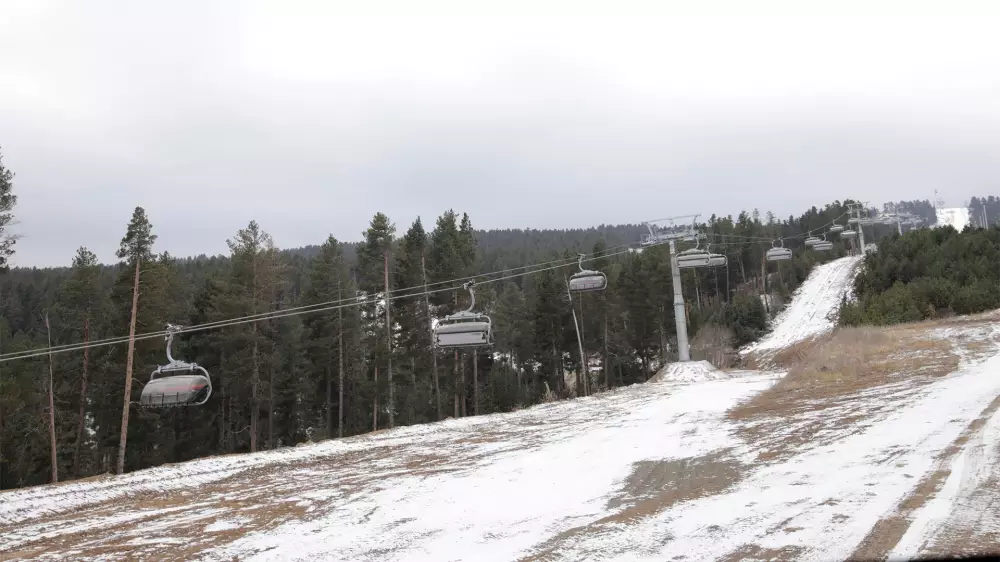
[676,238,712,269]
[766,240,793,261]
[433,282,493,349]
[568,254,608,292]
[140,324,213,407]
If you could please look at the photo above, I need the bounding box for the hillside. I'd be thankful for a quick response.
[7,250,1000,560]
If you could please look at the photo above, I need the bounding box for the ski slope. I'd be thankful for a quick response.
[741,255,862,359]
[936,207,970,231]
[5,316,1000,560]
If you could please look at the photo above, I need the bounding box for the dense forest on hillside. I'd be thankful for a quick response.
[968,196,1000,228]
[0,150,928,489]
[841,224,1000,326]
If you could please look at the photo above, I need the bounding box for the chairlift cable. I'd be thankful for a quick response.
[0,242,665,363]
[1,241,641,360]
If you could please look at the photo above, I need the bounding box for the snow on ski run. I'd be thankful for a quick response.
[936,207,970,231]
[4,319,1000,560]
[742,255,861,358]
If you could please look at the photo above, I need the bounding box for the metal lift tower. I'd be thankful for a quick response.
[640,216,702,362]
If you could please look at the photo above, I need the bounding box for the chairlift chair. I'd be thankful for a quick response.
[804,236,821,247]
[814,241,834,251]
[140,325,212,408]
[568,254,608,292]
[766,240,792,262]
[434,282,493,349]
[704,244,727,267]
[840,228,858,239]
[829,224,844,234]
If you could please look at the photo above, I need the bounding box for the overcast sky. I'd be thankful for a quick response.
[2,0,998,267]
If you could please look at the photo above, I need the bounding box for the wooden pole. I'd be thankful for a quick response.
[72,317,89,477]
[116,257,141,475]
[384,250,394,428]
[45,312,58,483]
[338,277,344,439]
[421,254,442,421]
[472,350,479,415]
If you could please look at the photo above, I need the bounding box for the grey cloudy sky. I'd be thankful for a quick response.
[2,0,998,267]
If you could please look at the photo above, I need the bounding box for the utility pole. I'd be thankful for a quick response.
[640,216,701,362]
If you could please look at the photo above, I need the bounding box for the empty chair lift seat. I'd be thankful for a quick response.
[766,247,793,261]
[435,314,492,348]
[569,270,607,292]
[707,253,727,267]
[140,372,211,407]
[676,250,710,268]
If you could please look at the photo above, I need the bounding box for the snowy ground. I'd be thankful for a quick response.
[936,207,970,231]
[4,320,1000,560]
[5,256,1000,560]
[741,255,861,361]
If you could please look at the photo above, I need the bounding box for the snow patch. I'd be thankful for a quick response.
[650,360,729,383]
[935,207,970,231]
[742,256,861,357]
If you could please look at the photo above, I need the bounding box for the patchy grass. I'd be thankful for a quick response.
[729,322,973,463]
[733,325,959,422]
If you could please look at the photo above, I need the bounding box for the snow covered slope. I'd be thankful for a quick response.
[650,360,732,383]
[5,318,1000,560]
[936,207,970,230]
[742,255,862,359]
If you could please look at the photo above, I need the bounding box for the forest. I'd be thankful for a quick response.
[0,148,958,490]
[841,224,1000,326]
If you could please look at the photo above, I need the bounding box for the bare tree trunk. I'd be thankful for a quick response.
[603,312,610,389]
[726,257,731,303]
[268,366,274,449]
[460,354,467,417]
[578,299,589,396]
[337,279,344,439]
[373,366,379,431]
[693,270,702,311]
[117,258,141,476]
[45,312,58,483]
[421,254,442,421]
[383,251,394,429]
[73,317,90,477]
[250,337,259,453]
[472,351,479,416]
[409,356,416,424]
[453,351,460,418]
[325,365,332,437]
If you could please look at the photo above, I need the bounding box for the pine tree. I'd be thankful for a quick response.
[357,213,396,428]
[302,235,350,438]
[56,247,104,477]
[114,206,157,475]
[0,148,19,270]
[223,220,283,453]
[393,218,432,425]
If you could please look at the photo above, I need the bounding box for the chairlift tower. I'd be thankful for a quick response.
[640,215,701,362]
[846,202,868,252]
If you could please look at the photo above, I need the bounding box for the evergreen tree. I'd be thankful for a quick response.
[302,235,350,438]
[0,148,19,270]
[113,206,157,475]
[357,213,396,428]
